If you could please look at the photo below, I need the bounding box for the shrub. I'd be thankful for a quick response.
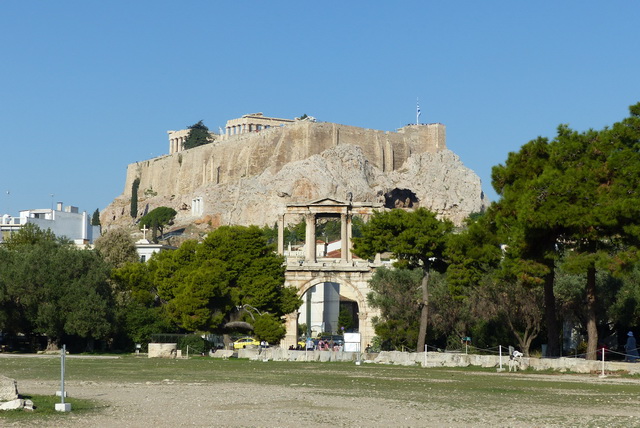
[177,335,211,354]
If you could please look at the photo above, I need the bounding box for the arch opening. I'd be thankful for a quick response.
[298,281,360,339]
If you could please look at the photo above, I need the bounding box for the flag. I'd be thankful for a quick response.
[417,101,421,117]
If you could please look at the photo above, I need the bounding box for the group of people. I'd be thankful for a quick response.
[317,339,341,351]
[300,337,341,351]
[287,339,342,351]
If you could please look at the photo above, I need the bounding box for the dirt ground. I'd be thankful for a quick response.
[7,373,640,428]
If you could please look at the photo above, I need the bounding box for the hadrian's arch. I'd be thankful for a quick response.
[278,198,385,350]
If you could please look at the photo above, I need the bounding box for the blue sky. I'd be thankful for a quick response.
[1,1,638,216]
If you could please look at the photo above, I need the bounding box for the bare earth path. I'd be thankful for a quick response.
[8,372,640,428]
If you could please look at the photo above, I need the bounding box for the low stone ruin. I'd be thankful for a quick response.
[148,342,178,358]
[0,375,34,411]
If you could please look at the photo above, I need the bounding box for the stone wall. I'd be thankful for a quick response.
[122,121,445,201]
[213,348,640,374]
[102,120,485,230]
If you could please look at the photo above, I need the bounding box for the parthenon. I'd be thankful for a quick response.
[222,112,294,139]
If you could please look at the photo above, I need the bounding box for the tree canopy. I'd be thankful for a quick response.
[114,225,300,341]
[139,207,177,242]
[0,224,113,351]
[490,102,640,359]
[353,208,453,352]
[366,267,423,350]
[184,120,213,150]
[94,228,139,268]
[91,209,101,226]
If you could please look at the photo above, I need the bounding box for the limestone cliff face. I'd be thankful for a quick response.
[102,121,486,231]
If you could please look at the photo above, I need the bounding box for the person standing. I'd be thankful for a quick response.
[625,331,639,362]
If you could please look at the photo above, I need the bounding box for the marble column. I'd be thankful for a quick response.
[305,213,316,263]
[340,213,348,262]
[346,214,353,262]
[277,214,285,255]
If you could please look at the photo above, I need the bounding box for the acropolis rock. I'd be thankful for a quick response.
[102,114,487,233]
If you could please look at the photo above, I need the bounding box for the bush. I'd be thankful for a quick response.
[253,314,286,343]
[177,335,211,354]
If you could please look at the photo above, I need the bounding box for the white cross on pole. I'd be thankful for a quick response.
[141,225,148,240]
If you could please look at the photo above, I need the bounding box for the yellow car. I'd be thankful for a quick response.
[233,337,260,349]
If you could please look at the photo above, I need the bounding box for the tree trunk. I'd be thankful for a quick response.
[585,265,598,361]
[505,316,537,358]
[543,264,560,357]
[511,326,537,358]
[84,337,95,353]
[416,267,430,353]
[45,337,59,352]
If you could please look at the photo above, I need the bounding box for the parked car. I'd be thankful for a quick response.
[233,337,259,349]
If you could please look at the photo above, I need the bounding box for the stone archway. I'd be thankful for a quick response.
[283,271,379,350]
[298,275,369,337]
[277,198,385,351]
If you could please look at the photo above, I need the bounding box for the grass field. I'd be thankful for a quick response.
[1,355,640,426]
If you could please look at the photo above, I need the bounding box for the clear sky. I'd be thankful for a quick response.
[1,1,638,217]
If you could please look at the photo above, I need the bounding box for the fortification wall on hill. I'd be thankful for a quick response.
[120,121,445,200]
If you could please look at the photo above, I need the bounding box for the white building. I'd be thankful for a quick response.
[0,202,100,246]
[134,238,176,262]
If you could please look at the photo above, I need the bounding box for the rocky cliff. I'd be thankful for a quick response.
[102,121,487,234]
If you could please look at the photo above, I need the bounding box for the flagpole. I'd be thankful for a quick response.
[416,98,421,125]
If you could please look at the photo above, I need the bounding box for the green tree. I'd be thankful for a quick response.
[0,224,60,336]
[491,136,562,356]
[91,209,101,226]
[184,120,212,150]
[261,223,279,245]
[366,267,423,350]
[284,218,306,245]
[491,103,640,359]
[94,228,139,268]
[555,266,625,352]
[131,177,140,218]
[118,225,301,337]
[353,208,453,352]
[253,313,286,343]
[445,212,502,297]
[338,307,354,331]
[139,207,177,242]
[608,265,640,334]
[0,225,114,351]
[111,259,174,348]
[471,269,544,357]
[543,114,640,358]
[3,222,59,250]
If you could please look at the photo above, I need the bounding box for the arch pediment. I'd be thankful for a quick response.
[307,197,347,206]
